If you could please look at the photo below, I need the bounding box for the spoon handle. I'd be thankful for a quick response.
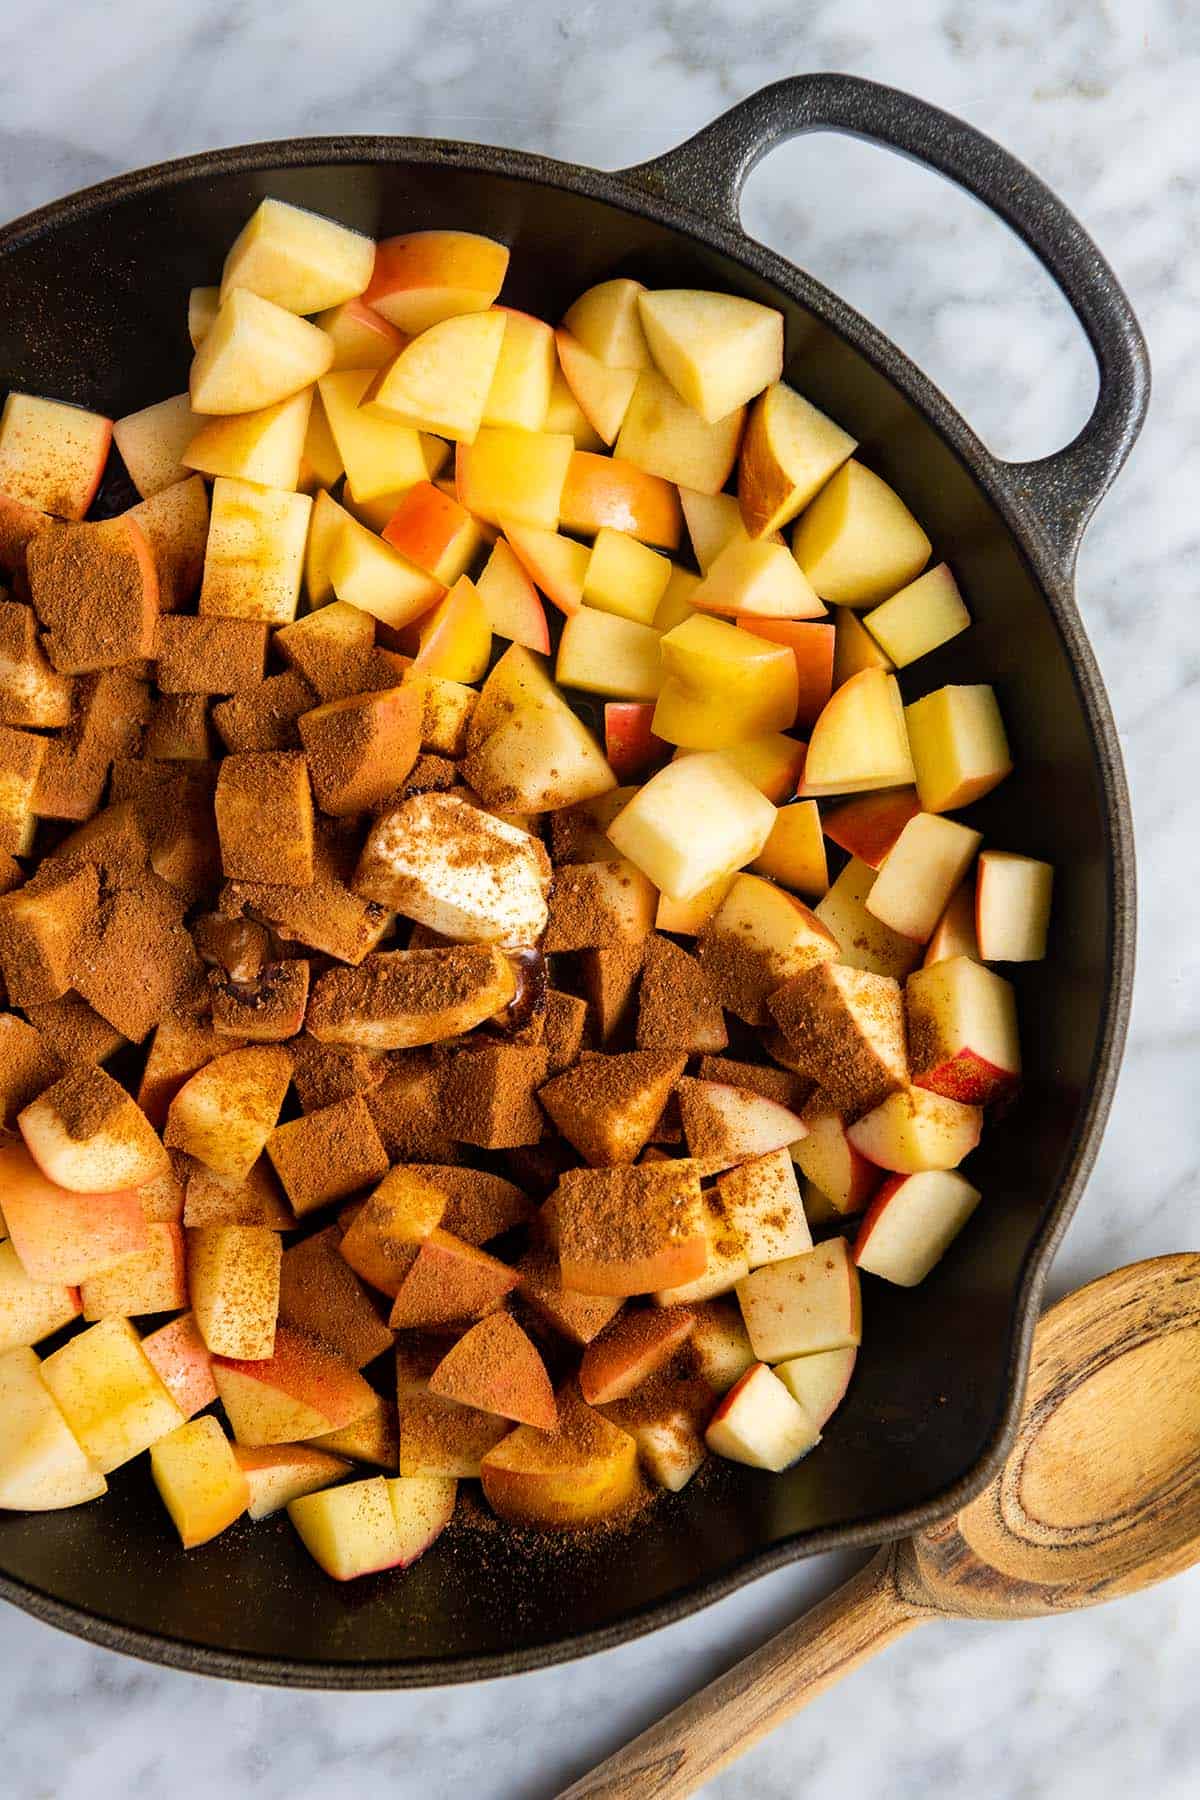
[558,1546,929,1800]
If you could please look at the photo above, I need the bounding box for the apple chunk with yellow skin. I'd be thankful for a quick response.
[558,450,682,550]
[481,1384,639,1529]
[150,1415,250,1548]
[866,812,982,944]
[699,872,837,1024]
[19,1068,168,1193]
[847,1087,982,1174]
[410,576,491,684]
[365,230,509,335]
[615,370,744,495]
[608,751,775,902]
[775,1345,857,1431]
[461,661,616,813]
[456,428,574,530]
[705,1361,819,1471]
[563,278,651,369]
[113,392,201,499]
[638,288,783,423]
[188,1225,282,1360]
[0,392,112,520]
[315,297,407,371]
[975,851,1054,962]
[235,1442,352,1519]
[752,800,828,897]
[80,1222,187,1320]
[41,1317,185,1473]
[690,538,825,622]
[183,387,312,492]
[799,668,914,797]
[190,290,332,415]
[213,1324,377,1446]
[0,1346,107,1510]
[737,1236,862,1362]
[220,198,375,314]
[904,684,1012,813]
[484,309,556,431]
[556,607,662,703]
[554,328,637,444]
[789,1094,880,1218]
[738,380,857,537]
[165,1046,292,1180]
[854,1169,982,1286]
[793,459,931,607]
[289,1471,457,1578]
[653,614,798,751]
[364,310,505,443]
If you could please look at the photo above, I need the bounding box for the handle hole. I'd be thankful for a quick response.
[741,135,1097,463]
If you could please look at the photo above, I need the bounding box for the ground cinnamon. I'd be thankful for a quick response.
[428,1312,557,1430]
[636,935,729,1054]
[26,516,158,673]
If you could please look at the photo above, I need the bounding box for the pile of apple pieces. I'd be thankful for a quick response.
[0,197,1056,1574]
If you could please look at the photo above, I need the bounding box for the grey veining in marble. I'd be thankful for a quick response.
[1,2,1198,1796]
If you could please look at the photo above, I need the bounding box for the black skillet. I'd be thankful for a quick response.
[0,74,1148,1685]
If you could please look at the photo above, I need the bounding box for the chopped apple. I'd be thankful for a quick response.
[685,1296,755,1393]
[678,488,751,574]
[474,538,551,652]
[387,1229,518,1329]
[556,607,662,703]
[555,1162,706,1296]
[128,473,210,612]
[615,370,744,495]
[365,310,505,442]
[676,1078,806,1171]
[854,1169,983,1286]
[0,1238,81,1353]
[0,1345,107,1510]
[502,520,589,615]
[705,1361,819,1471]
[188,286,220,349]
[188,1224,281,1360]
[608,750,775,901]
[79,1223,187,1320]
[563,279,651,369]
[975,851,1054,961]
[235,1442,352,1519]
[789,1094,881,1218]
[554,328,637,443]
[307,1393,399,1469]
[355,790,548,943]
[582,526,672,625]
[833,604,895,686]
[774,1345,857,1430]
[847,1087,982,1174]
[212,1324,377,1445]
[638,288,782,422]
[738,618,836,728]
[924,881,980,967]
[19,1068,167,1194]
[0,392,112,520]
[164,1045,293,1180]
[409,576,491,684]
[752,801,828,897]
[480,1383,639,1528]
[738,381,857,537]
[41,1316,184,1473]
[544,365,605,451]
[328,512,444,630]
[483,308,556,431]
[737,1236,861,1362]
[691,537,825,622]
[183,387,312,491]
[866,812,982,943]
[290,1470,456,1578]
[429,1312,556,1429]
[364,229,509,335]
[823,789,921,870]
[140,1312,217,1420]
[113,392,201,498]
[579,1307,696,1406]
[715,1148,812,1267]
[652,1185,749,1304]
[605,701,669,784]
[337,1165,447,1296]
[306,945,518,1049]
[318,368,430,499]
[199,475,311,624]
[0,1139,148,1284]
[462,686,616,814]
[798,668,914,797]
[654,614,798,750]
[814,857,921,980]
[150,1414,250,1548]
[315,296,407,370]
[699,872,837,1024]
[221,197,374,313]
[769,962,908,1120]
[904,684,1013,813]
[381,480,481,583]
[190,289,332,414]
[793,459,931,606]
[456,427,573,530]
[863,563,969,666]
[558,450,682,550]
[539,1049,684,1168]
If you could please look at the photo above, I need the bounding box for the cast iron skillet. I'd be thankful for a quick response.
[0,74,1148,1685]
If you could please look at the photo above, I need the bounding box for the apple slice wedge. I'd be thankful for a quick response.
[705,1361,820,1471]
[190,290,333,414]
[637,288,783,422]
[698,872,838,1024]
[798,668,914,797]
[854,1169,982,1285]
[0,1139,148,1284]
[788,1094,881,1219]
[212,1325,377,1446]
[792,459,930,607]
[847,1087,983,1174]
[364,311,506,442]
[774,1345,857,1430]
[676,1078,807,1172]
[234,1442,352,1520]
[975,851,1054,962]
[865,812,982,944]
[480,1384,639,1529]
[365,229,509,334]
[738,380,857,537]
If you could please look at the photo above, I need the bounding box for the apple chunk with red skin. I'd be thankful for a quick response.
[234,1442,352,1520]
[364,229,509,335]
[698,872,838,1025]
[854,1169,982,1286]
[579,1306,696,1406]
[774,1345,857,1431]
[0,1139,148,1285]
[906,956,1020,1105]
[212,1324,378,1446]
[676,1078,806,1173]
[823,788,921,871]
[847,1087,982,1174]
[19,1067,168,1193]
[165,1046,292,1180]
[736,1236,862,1362]
[480,1384,639,1529]
[0,392,112,520]
[288,1471,457,1579]
[705,1361,820,1471]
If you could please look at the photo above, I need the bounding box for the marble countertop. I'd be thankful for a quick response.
[2,3,1198,1795]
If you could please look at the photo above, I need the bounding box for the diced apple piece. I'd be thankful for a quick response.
[387,1229,518,1329]
[318,369,430,500]
[337,1166,446,1296]
[456,428,573,530]
[691,538,825,622]
[799,668,914,797]
[654,614,798,750]
[355,791,549,943]
[539,1049,684,1168]
[563,279,651,369]
[382,480,481,584]
[556,607,662,702]
[906,956,1020,1109]
[150,1414,249,1548]
[814,857,921,980]
[715,1148,812,1268]
[544,365,605,451]
[190,290,333,414]
[462,693,615,814]
[288,1473,397,1578]
[475,538,551,652]
[678,488,753,574]
[924,881,980,967]
[306,946,517,1049]
[681,1296,754,1394]
[235,1442,352,1519]
[0,1238,81,1352]
[975,851,1054,962]
[789,1094,881,1218]
[737,1236,861,1362]
[605,701,669,784]
[638,289,782,423]
[429,1312,556,1429]
[365,230,509,335]
[328,511,443,629]
[823,789,921,871]
[409,576,491,683]
[652,1186,749,1304]
[793,460,930,606]
[582,527,672,625]
[480,1384,638,1529]
[698,872,837,1023]
[545,856,656,955]
[315,297,407,371]
[554,328,637,443]
[0,597,73,728]
[866,813,982,943]
[705,1361,819,1471]
[141,1312,217,1419]
[483,308,556,431]
[555,1162,705,1297]
[0,1139,147,1284]
[558,451,682,550]
[164,1045,292,1180]
[847,1087,982,1174]
[608,751,775,902]
[833,604,894,686]
[386,1471,458,1562]
[738,618,836,729]
[128,473,210,613]
[199,476,311,624]
[19,1067,168,1193]
[502,521,589,616]
[0,1345,107,1510]
[904,684,1013,813]
[365,310,505,442]
[187,286,219,349]
[183,388,312,491]
[213,1324,377,1446]
[187,1224,281,1360]
[113,392,201,498]
[775,1345,857,1430]
[738,380,857,537]
[863,563,969,666]
[79,1222,186,1319]
[752,801,828,897]
[307,1393,399,1469]
[676,1078,806,1172]
[854,1169,982,1286]
[579,1307,695,1406]
[769,962,908,1120]
[0,393,112,520]
[41,1316,184,1473]
[615,370,743,495]
[221,198,374,314]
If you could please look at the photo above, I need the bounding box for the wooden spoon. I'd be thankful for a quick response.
[562,1254,1200,1799]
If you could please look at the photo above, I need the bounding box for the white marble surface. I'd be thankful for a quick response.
[1,3,1198,1796]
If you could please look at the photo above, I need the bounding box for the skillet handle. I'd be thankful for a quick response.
[620,74,1149,571]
